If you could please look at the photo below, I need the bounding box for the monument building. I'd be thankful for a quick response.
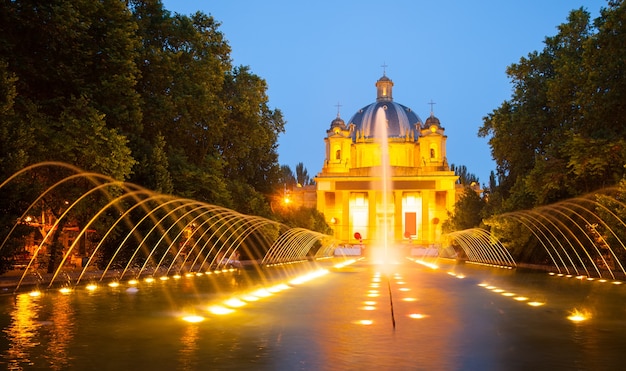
[315,74,458,247]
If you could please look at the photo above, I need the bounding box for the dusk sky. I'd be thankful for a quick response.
[162,0,607,185]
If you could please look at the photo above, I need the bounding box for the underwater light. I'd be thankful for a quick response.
[29,290,42,297]
[408,313,427,319]
[144,277,155,283]
[108,281,120,288]
[86,284,97,291]
[224,298,246,308]
[59,287,72,294]
[182,315,205,323]
[251,289,272,298]
[567,309,590,322]
[208,305,234,315]
[355,320,373,325]
[128,279,138,285]
[527,301,545,307]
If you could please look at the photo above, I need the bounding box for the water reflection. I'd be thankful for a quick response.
[44,294,74,370]
[1,261,626,369]
[178,325,200,371]
[4,293,42,370]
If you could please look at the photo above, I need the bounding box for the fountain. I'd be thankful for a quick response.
[0,162,337,292]
[4,166,626,368]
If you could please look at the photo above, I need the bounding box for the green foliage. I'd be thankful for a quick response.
[443,186,485,233]
[480,3,626,213]
[450,164,479,185]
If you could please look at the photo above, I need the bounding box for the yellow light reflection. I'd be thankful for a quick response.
[182,315,205,323]
[208,305,235,315]
[159,276,169,281]
[399,288,410,292]
[251,289,272,298]
[86,284,97,291]
[355,320,373,325]
[528,301,545,307]
[108,281,120,288]
[514,296,529,302]
[363,301,377,305]
[402,297,417,302]
[567,309,590,322]
[367,293,380,297]
[173,275,181,279]
[144,277,155,283]
[502,292,515,297]
[241,295,260,302]
[361,306,376,311]
[408,313,427,319]
[128,279,138,285]
[59,287,72,294]
[224,298,246,308]
[29,290,42,297]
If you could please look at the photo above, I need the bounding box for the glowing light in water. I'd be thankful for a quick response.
[361,306,376,311]
[567,309,590,322]
[182,315,205,323]
[415,260,439,269]
[159,276,169,281]
[208,305,234,315]
[29,290,41,297]
[355,320,373,325]
[528,301,545,307]
[59,287,72,294]
[250,289,272,298]
[289,269,328,285]
[408,313,427,319]
[108,281,120,288]
[402,297,417,302]
[144,277,155,283]
[86,284,97,291]
[224,298,246,308]
[514,296,528,302]
[128,279,138,285]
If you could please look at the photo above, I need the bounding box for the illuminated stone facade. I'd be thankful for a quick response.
[315,74,458,247]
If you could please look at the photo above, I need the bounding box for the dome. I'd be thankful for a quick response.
[424,114,441,129]
[348,75,422,140]
[330,114,346,130]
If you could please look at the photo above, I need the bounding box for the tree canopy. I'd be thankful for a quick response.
[479,1,626,213]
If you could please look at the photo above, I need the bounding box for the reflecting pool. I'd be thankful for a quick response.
[1,258,626,370]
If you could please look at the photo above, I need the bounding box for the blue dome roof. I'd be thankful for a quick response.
[348,101,421,139]
[347,75,422,140]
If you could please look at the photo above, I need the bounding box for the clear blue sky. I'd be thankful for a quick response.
[162,0,607,185]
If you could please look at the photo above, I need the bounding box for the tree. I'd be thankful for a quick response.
[450,164,479,185]
[478,6,626,211]
[443,186,485,232]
